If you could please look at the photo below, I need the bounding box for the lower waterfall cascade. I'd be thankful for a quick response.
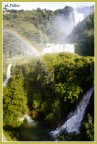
[50,86,94,139]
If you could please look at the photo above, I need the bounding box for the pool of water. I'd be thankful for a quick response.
[19,120,53,141]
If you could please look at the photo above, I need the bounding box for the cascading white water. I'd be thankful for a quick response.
[50,86,94,139]
[3,64,12,86]
[24,114,37,127]
[42,44,75,55]
[74,10,84,25]
[3,64,12,141]
[42,10,85,55]
[24,114,34,124]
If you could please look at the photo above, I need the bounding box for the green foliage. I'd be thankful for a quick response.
[58,132,80,141]
[45,113,55,125]
[9,53,94,126]
[3,4,94,140]
[56,83,82,103]
[3,76,28,127]
[83,114,94,141]
[3,53,94,141]
[3,130,13,141]
[3,125,22,141]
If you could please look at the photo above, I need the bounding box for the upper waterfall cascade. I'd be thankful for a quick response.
[42,10,84,55]
[74,10,84,25]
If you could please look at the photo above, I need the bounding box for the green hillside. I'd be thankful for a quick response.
[3,7,94,61]
[3,6,75,61]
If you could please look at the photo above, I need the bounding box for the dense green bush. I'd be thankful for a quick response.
[3,75,28,127]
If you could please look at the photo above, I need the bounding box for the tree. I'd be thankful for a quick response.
[83,114,94,141]
[3,77,28,127]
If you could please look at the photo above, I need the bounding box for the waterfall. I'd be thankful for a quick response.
[24,114,35,124]
[74,10,84,25]
[3,64,12,141]
[3,64,12,86]
[42,44,75,55]
[24,114,37,127]
[50,86,94,139]
[42,10,85,55]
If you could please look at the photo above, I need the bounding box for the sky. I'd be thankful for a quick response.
[2,2,95,11]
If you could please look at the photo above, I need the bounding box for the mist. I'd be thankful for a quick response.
[76,5,94,17]
[52,14,74,43]
[3,29,40,60]
[51,5,94,44]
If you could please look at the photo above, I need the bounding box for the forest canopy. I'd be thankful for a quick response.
[3,53,94,141]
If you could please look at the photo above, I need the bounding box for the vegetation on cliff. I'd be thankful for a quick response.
[3,53,94,141]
